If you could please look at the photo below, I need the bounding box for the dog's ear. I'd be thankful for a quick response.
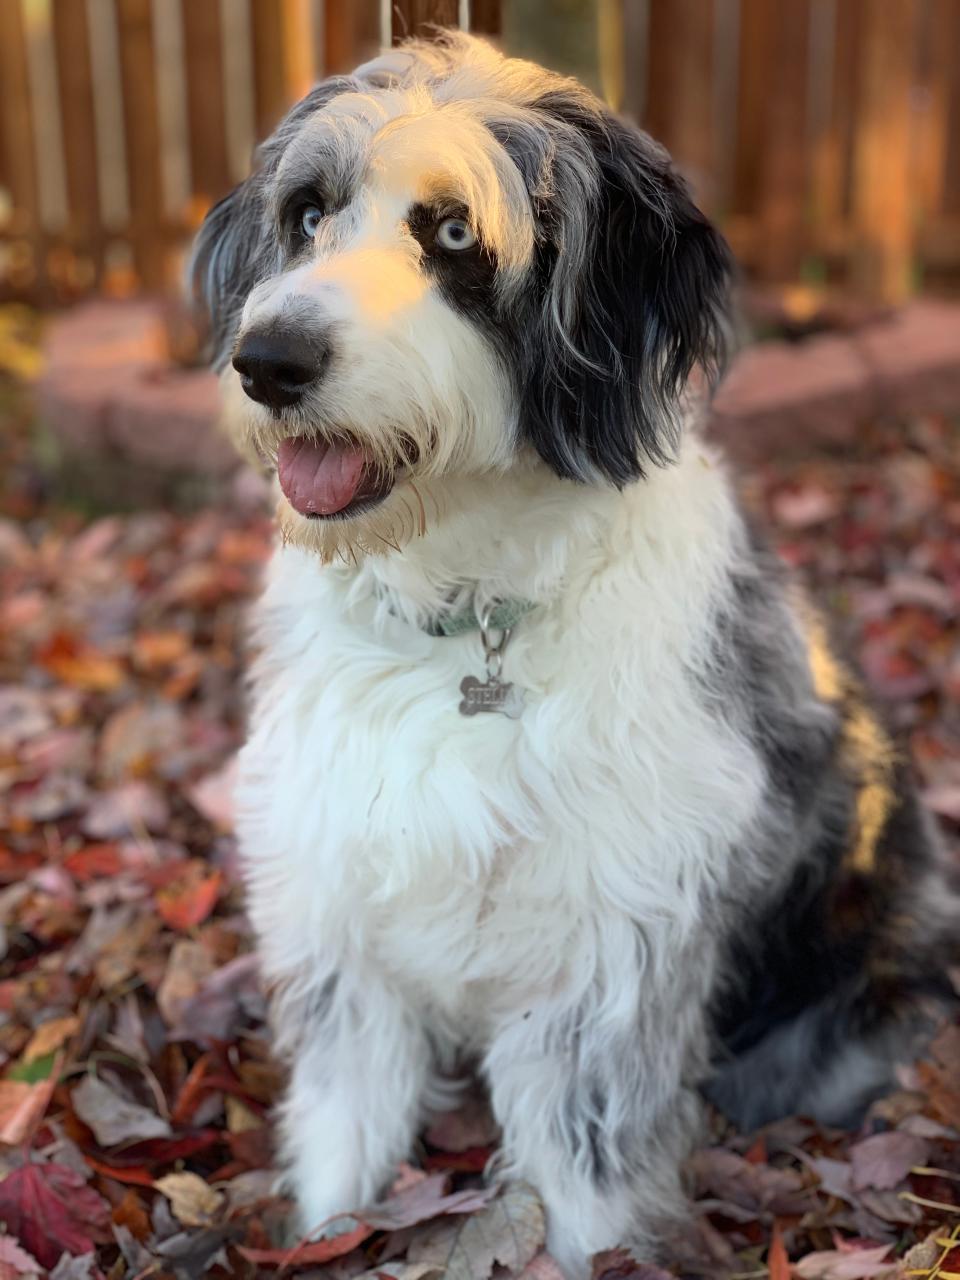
[521,106,733,485]
[190,175,273,370]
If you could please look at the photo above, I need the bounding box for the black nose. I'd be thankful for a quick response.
[232,328,322,410]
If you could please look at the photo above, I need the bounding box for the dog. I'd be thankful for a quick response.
[192,33,959,1275]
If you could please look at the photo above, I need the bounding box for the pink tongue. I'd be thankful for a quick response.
[277,436,367,516]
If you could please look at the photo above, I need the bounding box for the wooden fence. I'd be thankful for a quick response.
[0,0,958,307]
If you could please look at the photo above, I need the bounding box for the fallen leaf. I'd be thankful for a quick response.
[360,1173,498,1229]
[689,1148,813,1216]
[37,636,125,693]
[238,1222,373,1268]
[408,1182,544,1280]
[154,1171,224,1227]
[591,1248,676,1280]
[132,629,190,671]
[155,862,222,931]
[0,1234,45,1276]
[171,952,262,1043]
[62,844,124,881]
[519,1253,568,1280]
[157,938,215,1027]
[48,1253,102,1280]
[0,1161,111,1269]
[768,1223,790,1280]
[849,1131,929,1191]
[81,781,169,840]
[792,1242,895,1280]
[0,1065,58,1146]
[72,1073,171,1146]
[23,1015,78,1063]
[185,759,237,831]
[98,701,183,780]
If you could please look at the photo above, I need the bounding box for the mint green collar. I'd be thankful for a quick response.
[425,598,537,638]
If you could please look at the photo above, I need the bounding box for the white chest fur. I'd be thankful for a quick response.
[236,443,766,1044]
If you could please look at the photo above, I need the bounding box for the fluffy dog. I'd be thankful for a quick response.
[192,33,958,1275]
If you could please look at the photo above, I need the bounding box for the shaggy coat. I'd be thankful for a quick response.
[192,33,959,1276]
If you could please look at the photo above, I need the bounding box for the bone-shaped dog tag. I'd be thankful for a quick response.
[459,674,525,719]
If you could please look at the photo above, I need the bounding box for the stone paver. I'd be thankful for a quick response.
[38,297,960,482]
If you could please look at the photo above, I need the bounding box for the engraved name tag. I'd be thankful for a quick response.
[459,675,525,719]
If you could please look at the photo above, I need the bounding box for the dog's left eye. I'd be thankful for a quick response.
[300,206,324,239]
[436,217,477,252]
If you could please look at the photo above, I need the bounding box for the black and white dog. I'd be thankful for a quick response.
[193,33,958,1275]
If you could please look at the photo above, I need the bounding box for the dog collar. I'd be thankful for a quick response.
[424,597,536,638]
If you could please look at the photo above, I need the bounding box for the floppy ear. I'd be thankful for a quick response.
[521,108,733,486]
[189,175,274,370]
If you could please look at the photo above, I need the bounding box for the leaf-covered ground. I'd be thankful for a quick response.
[1,322,959,1279]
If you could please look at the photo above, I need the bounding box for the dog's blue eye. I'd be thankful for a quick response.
[436,217,477,251]
[301,206,324,239]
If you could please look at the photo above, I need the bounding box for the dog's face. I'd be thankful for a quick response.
[192,34,731,560]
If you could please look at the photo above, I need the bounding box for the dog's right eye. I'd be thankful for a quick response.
[300,206,324,239]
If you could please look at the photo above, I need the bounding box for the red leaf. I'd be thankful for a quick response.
[62,843,124,881]
[0,1160,111,1269]
[111,1129,222,1165]
[768,1223,791,1280]
[84,1156,156,1188]
[238,1222,373,1268]
[156,862,222,930]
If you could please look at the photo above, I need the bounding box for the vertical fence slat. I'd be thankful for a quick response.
[180,0,231,205]
[940,1,960,218]
[757,0,812,281]
[731,0,773,218]
[912,0,951,220]
[644,0,715,206]
[809,0,860,237]
[251,0,292,134]
[0,0,45,295]
[392,0,460,42]
[115,0,165,289]
[470,0,501,36]
[851,0,918,302]
[324,0,380,73]
[51,0,102,288]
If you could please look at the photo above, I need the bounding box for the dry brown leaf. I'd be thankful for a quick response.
[225,1095,262,1134]
[72,1072,171,1146]
[408,1182,544,1280]
[23,1014,79,1063]
[154,1171,224,1227]
[157,938,216,1027]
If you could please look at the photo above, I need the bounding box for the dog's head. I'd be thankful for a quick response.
[192,33,732,560]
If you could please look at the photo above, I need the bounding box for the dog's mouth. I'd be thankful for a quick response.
[276,435,395,519]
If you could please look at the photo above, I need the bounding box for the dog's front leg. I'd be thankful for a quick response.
[274,971,430,1237]
[484,990,706,1279]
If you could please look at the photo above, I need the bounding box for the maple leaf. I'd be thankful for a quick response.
[0,1161,111,1270]
[408,1182,545,1280]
